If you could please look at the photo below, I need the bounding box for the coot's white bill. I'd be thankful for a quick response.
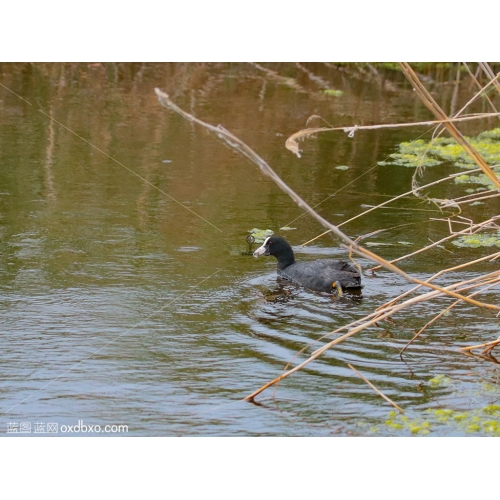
[253,236,271,258]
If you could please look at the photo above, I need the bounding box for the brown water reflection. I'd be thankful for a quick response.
[1,63,499,436]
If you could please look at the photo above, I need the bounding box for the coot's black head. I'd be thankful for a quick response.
[253,235,295,270]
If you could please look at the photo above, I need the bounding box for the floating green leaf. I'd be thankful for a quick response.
[322,89,344,97]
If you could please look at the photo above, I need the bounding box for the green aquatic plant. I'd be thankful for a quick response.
[451,231,500,248]
[383,411,431,435]
[454,172,500,189]
[482,404,500,415]
[248,228,274,243]
[378,128,500,169]
[374,375,500,436]
[379,406,500,436]
[428,374,451,387]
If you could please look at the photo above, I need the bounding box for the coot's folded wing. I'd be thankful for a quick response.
[280,259,361,292]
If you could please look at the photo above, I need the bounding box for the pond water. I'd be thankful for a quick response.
[1,62,499,436]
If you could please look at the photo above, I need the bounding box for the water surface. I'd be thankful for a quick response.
[1,63,499,436]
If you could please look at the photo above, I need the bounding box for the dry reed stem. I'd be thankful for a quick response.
[285,113,500,158]
[400,278,500,354]
[478,63,500,94]
[369,216,500,272]
[350,244,500,312]
[439,192,500,208]
[378,251,500,310]
[462,63,500,120]
[460,338,500,353]
[300,169,474,247]
[446,69,500,125]
[440,188,499,204]
[379,270,500,322]
[399,63,500,189]
[348,364,404,413]
[244,307,402,401]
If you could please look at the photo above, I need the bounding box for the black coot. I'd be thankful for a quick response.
[253,235,362,294]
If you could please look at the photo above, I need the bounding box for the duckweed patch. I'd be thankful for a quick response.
[378,128,500,169]
[354,374,500,436]
[428,374,451,387]
[383,411,431,435]
[451,231,500,248]
[380,407,500,436]
[454,172,500,189]
[482,404,500,415]
[362,376,500,436]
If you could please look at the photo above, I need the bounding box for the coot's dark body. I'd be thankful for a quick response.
[253,235,362,294]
